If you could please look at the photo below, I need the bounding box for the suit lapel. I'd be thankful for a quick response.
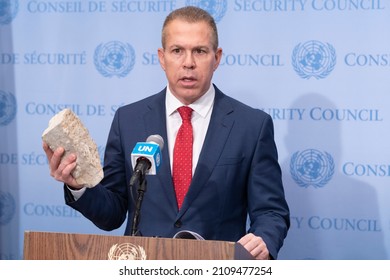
[142,89,178,212]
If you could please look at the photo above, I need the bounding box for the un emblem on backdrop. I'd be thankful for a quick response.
[0,191,16,225]
[292,40,336,79]
[0,90,17,126]
[0,0,18,25]
[290,149,335,188]
[186,0,227,23]
[94,41,136,78]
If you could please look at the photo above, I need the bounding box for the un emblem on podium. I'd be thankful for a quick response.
[108,243,147,260]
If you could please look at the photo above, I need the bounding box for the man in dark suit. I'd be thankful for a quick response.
[43,6,289,260]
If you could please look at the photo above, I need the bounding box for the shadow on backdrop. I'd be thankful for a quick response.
[278,93,386,260]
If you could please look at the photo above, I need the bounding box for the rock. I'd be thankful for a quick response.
[42,108,103,187]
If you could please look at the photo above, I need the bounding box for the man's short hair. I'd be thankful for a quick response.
[161,6,219,51]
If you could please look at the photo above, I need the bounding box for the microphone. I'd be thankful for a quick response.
[129,134,164,187]
[129,134,164,236]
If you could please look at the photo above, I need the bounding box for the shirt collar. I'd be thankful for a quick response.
[166,84,215,118]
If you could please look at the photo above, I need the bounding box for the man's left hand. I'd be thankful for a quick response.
[238,233,270,260]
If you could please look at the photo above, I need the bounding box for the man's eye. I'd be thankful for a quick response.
[195,49,206,54]
[172,49,181,54]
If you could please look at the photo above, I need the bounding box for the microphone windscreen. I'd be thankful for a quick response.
[146,134,164,151]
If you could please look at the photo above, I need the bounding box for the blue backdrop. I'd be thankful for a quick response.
[1,0,389,260]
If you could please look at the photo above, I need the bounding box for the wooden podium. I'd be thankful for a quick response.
[23,231,254,260]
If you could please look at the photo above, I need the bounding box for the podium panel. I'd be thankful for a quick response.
[23,231,254,260]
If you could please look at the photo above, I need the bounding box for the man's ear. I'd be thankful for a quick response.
[214,47,223,71]
[157,48,166,71]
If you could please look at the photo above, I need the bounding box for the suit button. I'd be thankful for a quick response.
[174,221,182,228]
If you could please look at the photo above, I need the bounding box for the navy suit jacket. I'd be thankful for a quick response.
[65,85,290,258]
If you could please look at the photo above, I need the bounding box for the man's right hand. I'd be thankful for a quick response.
[42,142,83,189]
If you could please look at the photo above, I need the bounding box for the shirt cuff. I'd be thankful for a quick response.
[66,185,86,201]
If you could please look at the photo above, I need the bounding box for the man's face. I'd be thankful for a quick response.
[158,19,222,105]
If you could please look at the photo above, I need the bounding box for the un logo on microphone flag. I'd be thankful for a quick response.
[131,142,162,175]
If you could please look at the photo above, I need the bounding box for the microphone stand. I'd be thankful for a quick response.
[130,172,147,236]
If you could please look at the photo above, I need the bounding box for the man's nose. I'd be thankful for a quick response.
[183,52,195,69]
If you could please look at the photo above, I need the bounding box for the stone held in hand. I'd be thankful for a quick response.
[42,108,103,188]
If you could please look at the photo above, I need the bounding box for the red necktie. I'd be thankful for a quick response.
[173,106,193,209]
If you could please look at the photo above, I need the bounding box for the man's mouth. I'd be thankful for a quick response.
[181,76,196,81]
[179,76,197,87]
